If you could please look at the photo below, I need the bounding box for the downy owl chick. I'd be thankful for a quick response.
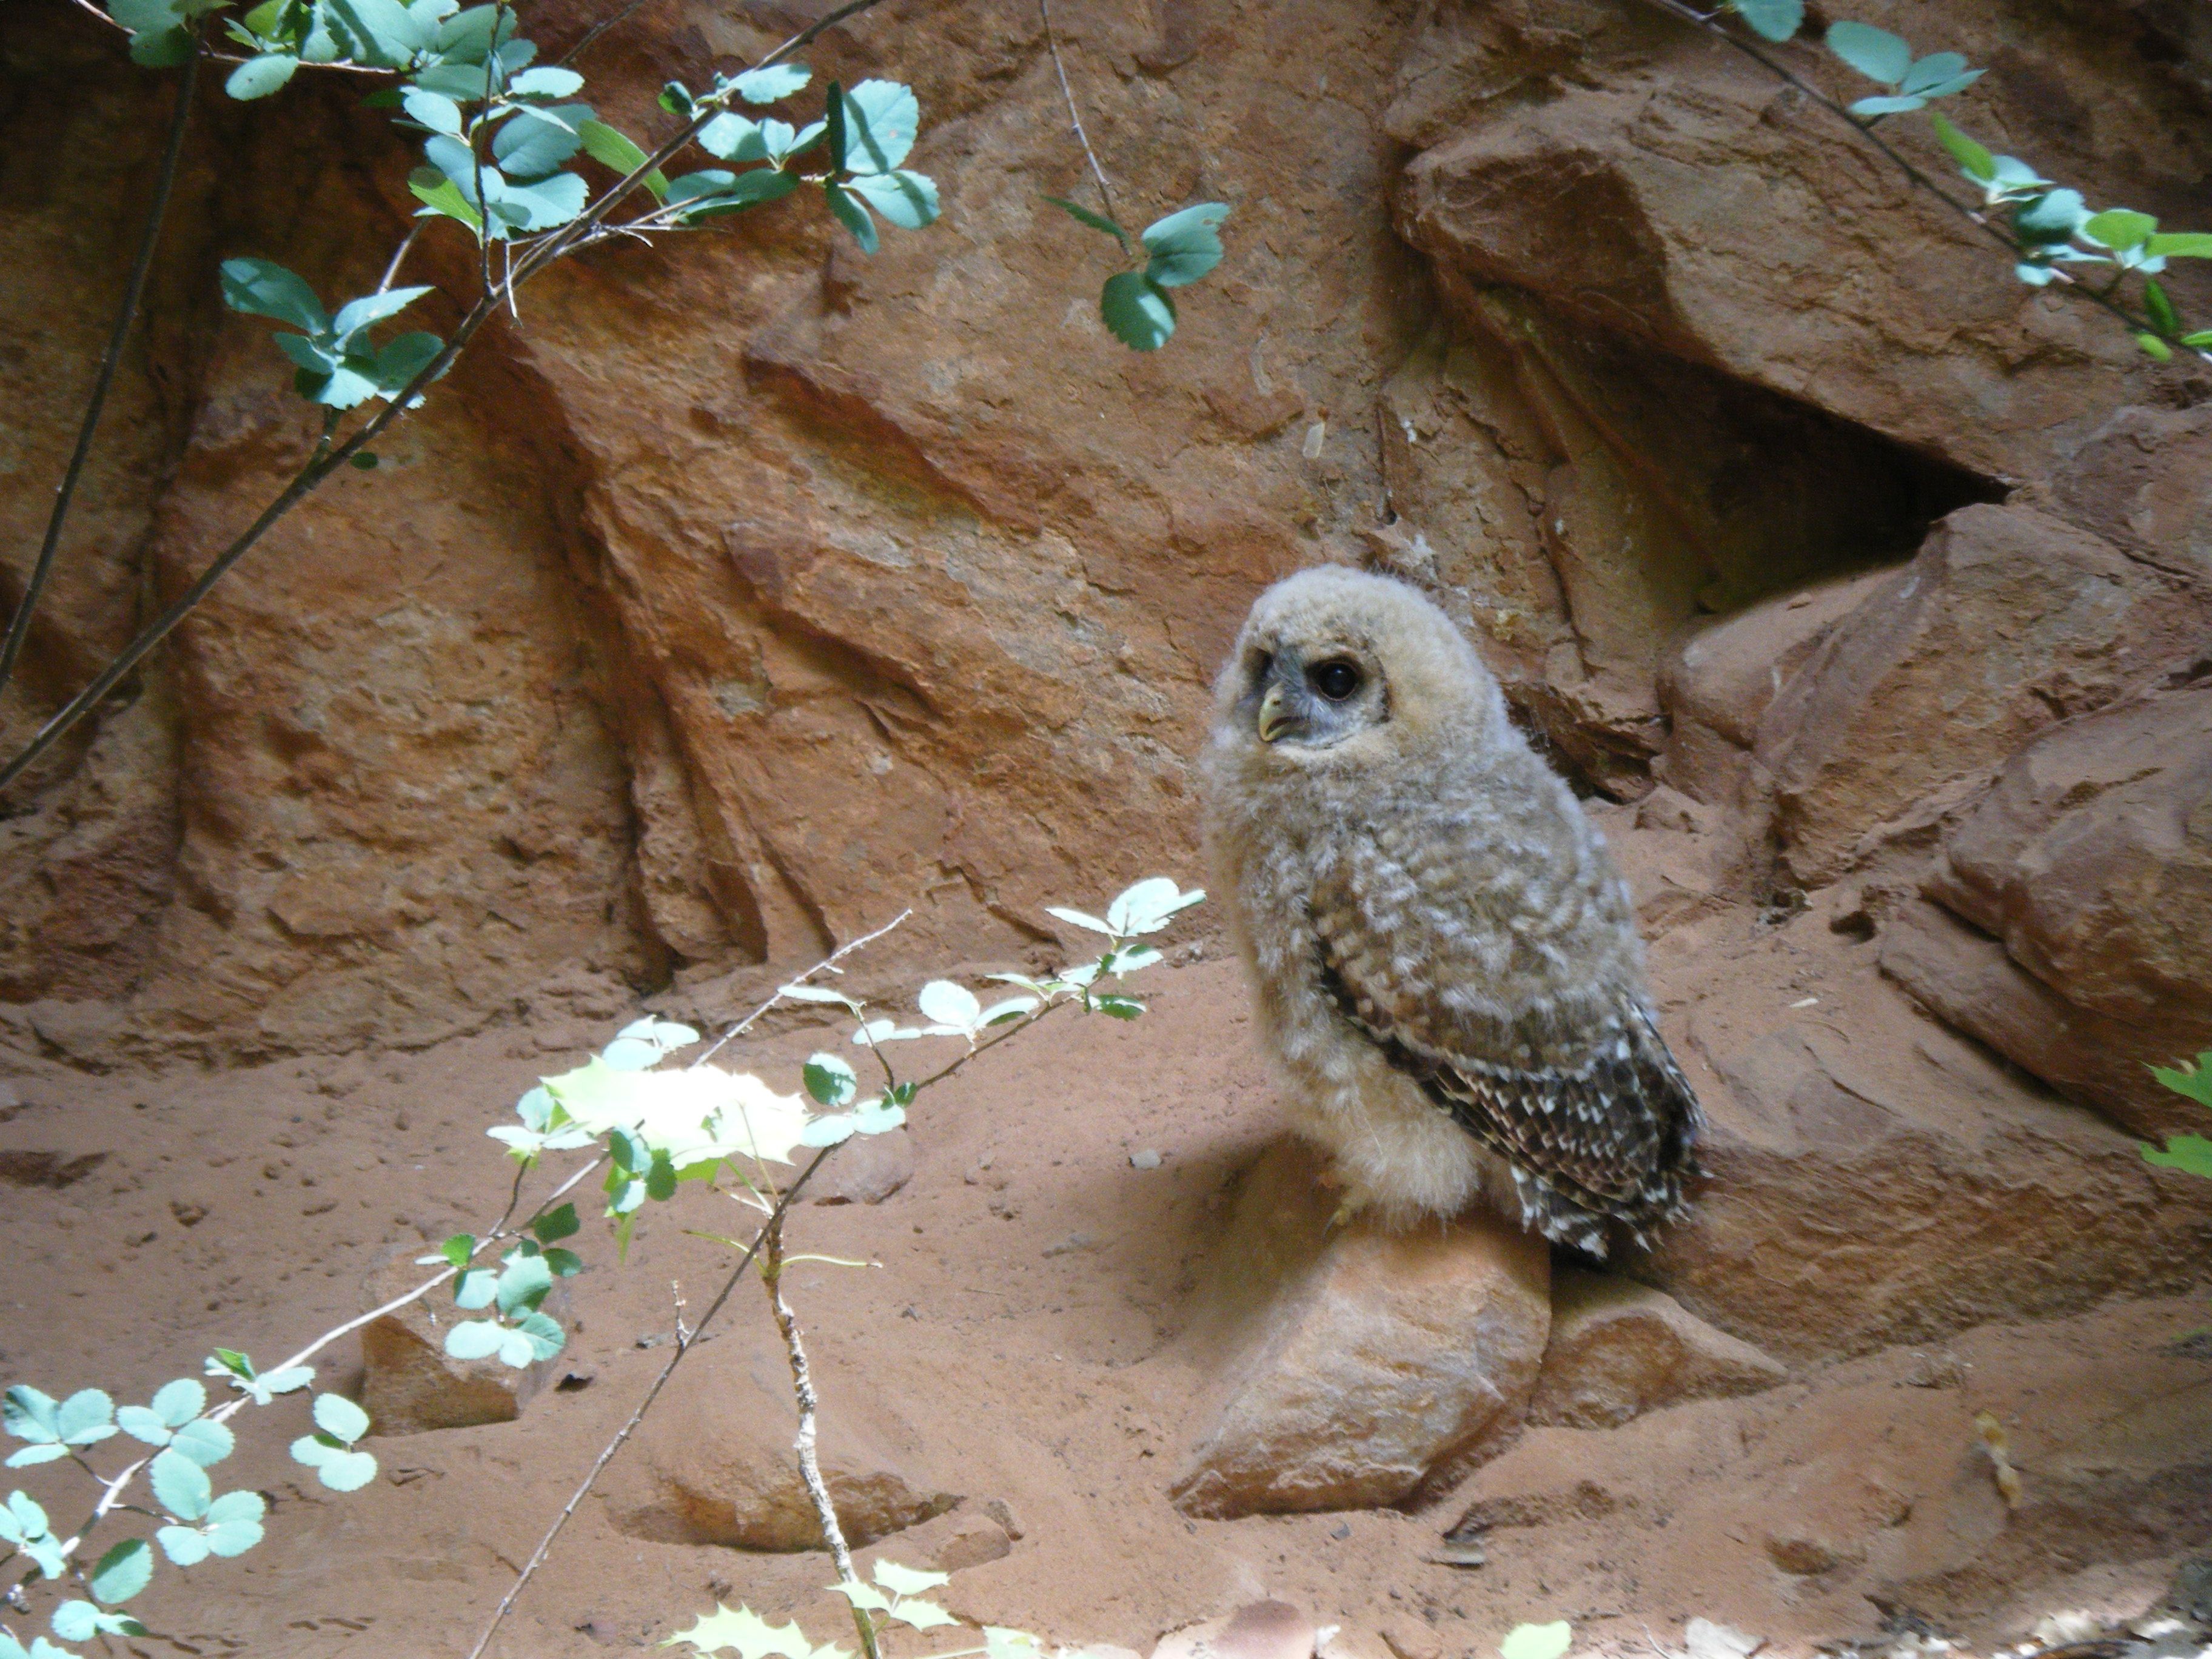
[1198,565,1699,1255]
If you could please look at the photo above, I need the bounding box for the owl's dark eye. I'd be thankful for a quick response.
[1309,659,1361,701]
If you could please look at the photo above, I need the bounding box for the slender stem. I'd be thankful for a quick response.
[378,221,426,295]
[762,1216,883,1659]
[0,38,201,702]
[461,1145,839,1659]
[693,908,914,1068]
[1038,0,1121,230]
[1624,0,2204,358]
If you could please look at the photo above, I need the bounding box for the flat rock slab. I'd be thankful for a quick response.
[1528,1269,1786,1429]
[1171,1140,1550,1518]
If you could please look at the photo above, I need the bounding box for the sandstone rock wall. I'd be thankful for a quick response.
[4,0,2209,1143]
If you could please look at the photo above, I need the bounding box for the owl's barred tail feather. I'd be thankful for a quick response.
[1318,959,1701,1258]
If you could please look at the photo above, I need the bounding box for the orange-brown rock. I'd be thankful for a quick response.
[1170,1141,1550,1518]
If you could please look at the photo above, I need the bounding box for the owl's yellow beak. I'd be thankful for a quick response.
[1257,682,1299,743]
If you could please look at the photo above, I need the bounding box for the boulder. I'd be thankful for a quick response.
[1389,12,2187,486]
[1656,571,1899,809]
[808,1127,916,1207]
[1170,1140,1550,1518]
[1887,683,2212,1138]
[358,1250,565,1435]
[1526,1270,1786,1429]
[1751,504,2205,886]
[600,1332,957,1550]
[1638,978,2212,1361]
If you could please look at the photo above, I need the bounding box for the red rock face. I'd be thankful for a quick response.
[2,0,2209,1144]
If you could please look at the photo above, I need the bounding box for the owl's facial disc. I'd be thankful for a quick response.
[1248,645,1384,748]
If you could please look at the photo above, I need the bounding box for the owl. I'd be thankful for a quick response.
[1197,565,1699,1256]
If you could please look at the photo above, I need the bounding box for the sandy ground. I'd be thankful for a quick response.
[2,890,2208,1659]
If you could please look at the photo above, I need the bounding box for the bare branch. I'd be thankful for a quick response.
[1,35,201,701]
[1039,0,1121,230]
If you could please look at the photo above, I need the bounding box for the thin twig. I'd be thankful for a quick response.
[692,908,914,1068]
[1624,0,2200,356]
[460,1145,838,1659]
[1038,0,1121,228]
[376,221,427,294]
[0,35,201,703]
[762,1215,883,1659]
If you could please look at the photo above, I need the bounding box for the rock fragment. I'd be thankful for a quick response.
[1527,1270,1786,1429]
[358,1250,563,1434]
[1171,1140,1550,1517]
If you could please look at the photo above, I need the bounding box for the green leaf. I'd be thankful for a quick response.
[494,104,591,179]
[575,119,669,198]
[1141,201,1228,287]
[1093,993,1145,1019]
[329,284,431,346]
[1500,1625,1572,1659]
[496,1250,554,1315]
[2142,1133,2212,1177]
[2142,276,2181,337]
[440,1233,477,1268]
[1042,193,1132,250]
[325,0,429,63]
[1,1387,58,1446]
[731,62,809,102]
[150,1379,205,1427]
[168,1419,234,1467]
[660,78,697,116]
[510,1310,566,1363]
[87,1539,152,1606]
[454,1267,497,1309]
[409,169,484,231]
[1101,270,1175,349]
[845,169,939,230]
[509,65,584,97]
[220,258,329,331]
[2083,209,2157,252]
[1729,0,1800,40]
[151,1449,212,1521]
[698,113,766,161]
[1106,877,1205,934]
[402,87,464,135]
[803,1053,858,1108]
[823,180,878,252]
[1899,51,1973,95]
[1825,19,1912,84]
[313,1393,370,1444]
[840,78,917,173]
[532,1203,580,1244]
[55,1390,115,1447]
[2014,188,2088,244]
[1849,94,1926,116]
[444,1320,505,1360]
[645,1148,679,1203]
[51,1601,144,1643]
[200,1490,266,1555]
[2148,233,2212,260]
[824,78,846,172]
[799,1114,857,1147]
[291,1433,378,1491]
[1928,113,1994,182]
[374,330,443,397]
[226,53,299,99]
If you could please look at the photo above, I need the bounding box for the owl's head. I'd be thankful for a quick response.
[1208,565,1510,769]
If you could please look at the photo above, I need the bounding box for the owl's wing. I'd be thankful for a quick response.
[1311,874,1700,1254]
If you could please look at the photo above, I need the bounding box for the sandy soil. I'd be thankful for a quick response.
[2,883,2207,1659]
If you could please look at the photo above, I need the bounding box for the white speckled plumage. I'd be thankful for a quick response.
[1198,565,1700,1256]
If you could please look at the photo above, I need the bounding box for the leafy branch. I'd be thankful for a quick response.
[1631,0,2212,363]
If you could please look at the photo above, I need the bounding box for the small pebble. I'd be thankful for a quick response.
[1129,1149,1162,1170]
